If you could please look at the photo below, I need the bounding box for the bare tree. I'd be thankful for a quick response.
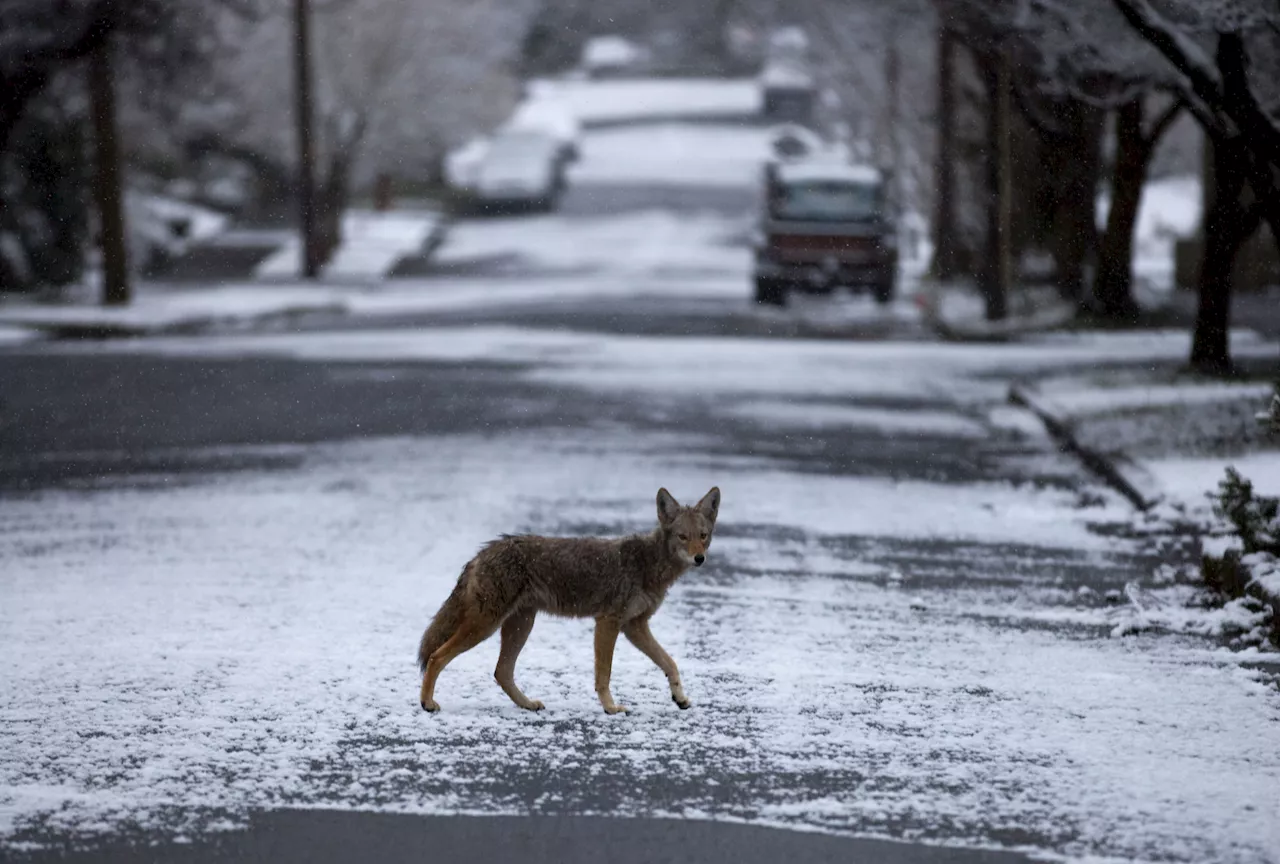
[182,0,527,267]
[1109,0,1280,372]
[1,0,234,297]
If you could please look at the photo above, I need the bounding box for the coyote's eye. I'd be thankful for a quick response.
[700,532,708,540]
[678,533,688,541]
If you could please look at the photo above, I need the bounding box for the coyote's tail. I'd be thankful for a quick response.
[418,569,469,672]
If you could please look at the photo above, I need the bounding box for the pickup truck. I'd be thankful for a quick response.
[752,160,898,306]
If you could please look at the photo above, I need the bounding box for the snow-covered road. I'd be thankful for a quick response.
[2,106,1278,863]
[2,325,1278,862]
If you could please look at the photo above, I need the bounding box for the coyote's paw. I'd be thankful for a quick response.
[674,695,692,710]
[421,699,440,713]
[603,703,629,715]
[522,700,545,712]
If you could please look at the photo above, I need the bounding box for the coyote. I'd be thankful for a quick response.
[418,486,720,715]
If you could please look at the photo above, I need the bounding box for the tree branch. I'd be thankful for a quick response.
[1110,0,1223,106]
[1141,95,1183,150]
[0,0,119,150]
[1112,0,1280,165]
[1245,154,1280,260]
[1216,30,1280,170]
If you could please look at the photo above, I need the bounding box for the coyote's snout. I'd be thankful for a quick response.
[417,486,721,715]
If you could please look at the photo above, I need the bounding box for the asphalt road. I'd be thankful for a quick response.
[11,813,1029,864]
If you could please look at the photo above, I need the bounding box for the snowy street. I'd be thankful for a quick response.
[2,116,1279,864]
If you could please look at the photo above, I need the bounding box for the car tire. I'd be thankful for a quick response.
[873,280,894,306]
[754,277,786,307]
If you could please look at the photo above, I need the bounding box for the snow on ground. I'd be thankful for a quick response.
[431,209,750,278]
[1145,453,1280,519]
[1037,380,1275,418]
[1025,369,1280,649]
[568,123,773,188]
[4,323,1280,859]
[0,325,40,346]
[257,210,443,280]
[0,286,347,334]
[61,326,1279,409]
[723,400,988,439]
[1,423,1277,861]
[525,78,762,125]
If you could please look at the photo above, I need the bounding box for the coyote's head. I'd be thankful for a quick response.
[657,487,720,567]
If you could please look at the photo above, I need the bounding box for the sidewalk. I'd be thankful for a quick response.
[0,284,348,338]
[1010,359,1280,648]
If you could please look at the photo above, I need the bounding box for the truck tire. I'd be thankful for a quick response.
[873,279,894,306]
[754,277,786,307]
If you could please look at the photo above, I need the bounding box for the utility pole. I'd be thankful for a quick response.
[88,38,129,305]
[293,0,320,279]
[996,42,1013,313]
[932,23,959,280]
[981,44,1011,321]
[884,11,904,218]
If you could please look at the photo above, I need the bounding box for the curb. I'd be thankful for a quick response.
[1008,382,1163,511]
[0,300,347,341]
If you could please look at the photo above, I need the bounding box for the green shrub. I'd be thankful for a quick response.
[1212,467,1280,556]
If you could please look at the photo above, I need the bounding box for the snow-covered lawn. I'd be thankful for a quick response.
[1145,453,1280,518]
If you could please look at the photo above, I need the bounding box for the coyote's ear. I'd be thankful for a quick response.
[657,488,681,526]
[696,486,720,526]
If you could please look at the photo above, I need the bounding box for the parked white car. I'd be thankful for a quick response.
[443,137,490,192]
[124,192,228,275]
[500,98,581,167]
[581,35,645,78]
[470,131,565,212]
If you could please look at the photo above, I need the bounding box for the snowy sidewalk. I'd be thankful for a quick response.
[255,210,446,282]
[1009,355,1280,648]
[0,285,348,338]
[1010,357,1279,511]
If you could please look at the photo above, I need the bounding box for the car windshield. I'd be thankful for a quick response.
[771,180,882,222]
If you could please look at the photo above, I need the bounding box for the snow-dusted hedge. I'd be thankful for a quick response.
[1198,468,1280,647]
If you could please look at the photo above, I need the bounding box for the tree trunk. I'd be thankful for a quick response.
[313,150,353,268]
[932,24,961,280]
[1191,136,1253,374]
[1049,100,1104,308]
[88,40,129,306]
[980,48,1010,321]
[1095,98,1147,320]
[293,0,320,279]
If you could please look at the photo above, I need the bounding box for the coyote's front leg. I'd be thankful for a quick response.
[594,617,627,714]
[624,618,690,709]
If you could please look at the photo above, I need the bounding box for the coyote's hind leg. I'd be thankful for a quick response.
[420,615,499,712]
[495,608,544,711]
